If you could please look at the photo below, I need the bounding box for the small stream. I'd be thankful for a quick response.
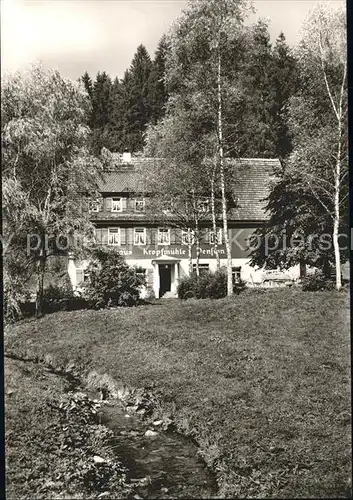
[5,353,218,499]
[97,400,217,499]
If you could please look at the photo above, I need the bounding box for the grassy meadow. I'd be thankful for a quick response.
[5,289,351,498]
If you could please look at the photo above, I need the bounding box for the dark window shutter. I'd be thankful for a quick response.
[102,228,108,245]
[120,228,126,245]
[106,198,112,211]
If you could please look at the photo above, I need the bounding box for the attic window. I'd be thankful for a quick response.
[111,197,122,212]
[135,199,145,213]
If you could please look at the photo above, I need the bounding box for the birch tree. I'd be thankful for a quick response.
[166,0,251,295]
[249,6,348,288]
[288,5,347,290]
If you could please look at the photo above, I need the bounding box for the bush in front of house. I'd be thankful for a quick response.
[83,247,146,308]
[177,268,246,300]
[42,284,89,313]
[302,270,336,291]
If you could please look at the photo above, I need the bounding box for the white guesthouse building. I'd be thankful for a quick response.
[68,155,301,298]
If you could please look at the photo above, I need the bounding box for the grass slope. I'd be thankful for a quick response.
[5,289,351,498]
[5,358,132,499]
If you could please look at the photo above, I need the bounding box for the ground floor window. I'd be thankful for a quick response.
[158,228,170,245]
[108,228,120,245]
[76,268,89,285]
[232,266,241,283]
[134,227,146,245]
[134,266,146,282]
[193,263,210,275]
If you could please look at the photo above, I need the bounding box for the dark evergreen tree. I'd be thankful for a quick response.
[81,71,93,99]
[149,35,169,124]
[91,71,112,129]
[124,44,153,152]
[271,32,299,159]
[90,71,113,154]
[233,20,277,157]
[108,76,127,152]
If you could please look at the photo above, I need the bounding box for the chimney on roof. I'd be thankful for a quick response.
[122,150,132,163]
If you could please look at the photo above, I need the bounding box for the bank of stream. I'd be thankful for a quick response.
[5,353,218,499]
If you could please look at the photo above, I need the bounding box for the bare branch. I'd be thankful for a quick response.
[318,29,339,121]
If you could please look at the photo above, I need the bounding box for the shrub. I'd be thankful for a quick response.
[42,282,76,313]
[83,247,145,308]
[177,273,199,300]
[302,270,336,291]
[177,269,246,300]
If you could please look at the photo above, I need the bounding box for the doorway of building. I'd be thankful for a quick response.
[159,264,172,297]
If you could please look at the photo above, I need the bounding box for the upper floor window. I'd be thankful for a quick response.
[181,229,195,245]
[134,227,146,245]
[135,198,145,213]
[209,228,223,245]
[111,197,122,212]
[162,201,173,215]
[158,228,170,245]
[108,228,120,246]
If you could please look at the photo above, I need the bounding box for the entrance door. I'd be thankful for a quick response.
[159,264,172,297]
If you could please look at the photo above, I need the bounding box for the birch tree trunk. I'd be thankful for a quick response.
[333,124,342,290]
[195,219,201,278]
[318,28,346,290]
[211,164,220,270]
[217,50,233,295]
[188,237,193,275]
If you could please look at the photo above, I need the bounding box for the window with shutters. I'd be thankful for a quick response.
[135,266,146,281]
[111,197,122,212]
[158,228,170,245]
[181,229,195,245]
[135,199,145,212]
[134,227,146,245]
[209,228,222,245]
[108,228,120,245]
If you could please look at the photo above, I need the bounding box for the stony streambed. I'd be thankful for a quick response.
[94,398,217,499]
[5,353,218,499]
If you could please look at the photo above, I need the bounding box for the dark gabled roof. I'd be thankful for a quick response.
[98,156,155,193]
[98,157,280,221]
[226,158,280,221]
